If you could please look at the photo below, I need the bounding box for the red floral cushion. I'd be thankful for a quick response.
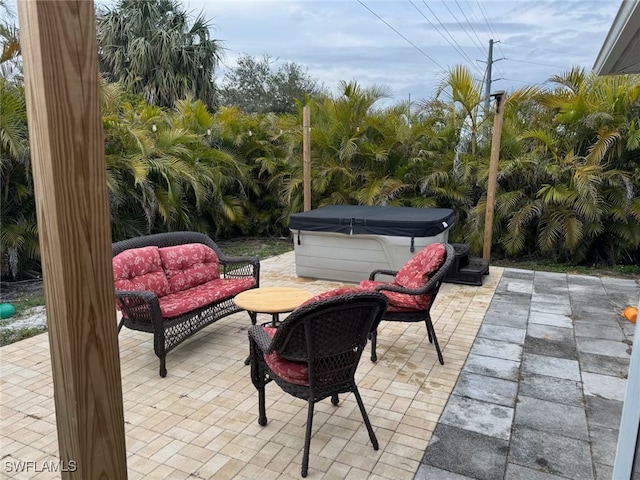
[359,280,434,311]
[262,326,309,385]
[301,287,361,307]
[158,277,256,318]
[159,244,220,294]
[395,243,446,289]
[113,246,170,298]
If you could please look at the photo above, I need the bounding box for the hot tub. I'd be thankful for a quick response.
[289,205,454,283]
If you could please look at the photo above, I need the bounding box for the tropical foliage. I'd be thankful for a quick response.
[96,0,223,109]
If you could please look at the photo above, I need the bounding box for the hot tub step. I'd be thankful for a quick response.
[444,256,489,286]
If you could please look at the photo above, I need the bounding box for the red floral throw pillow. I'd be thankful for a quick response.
[113,246,170,298]
[159,243,220,293]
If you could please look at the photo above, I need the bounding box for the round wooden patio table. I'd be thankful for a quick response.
[234,286,313,326]
[235,286,313,365]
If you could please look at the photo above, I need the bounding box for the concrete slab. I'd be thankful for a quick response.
[491,291,531,305]
[531,293,571,305]
[513,395,589,441]
[486,300,530,318]
[571,304,620,320]
[483,311,529,329]
[440,395,514,440]
[413,268,639,480]
[518,373,584,407]
[470,338,523,362]
[524,324,577,359]
[464,354,520,381]
[620,319,637,337]
[569,293,611,305]
[579,352,630,378]
[530,301,572,316]
[528,311,573,329]
[414,464,476,479]
[422,424,509,480]
[582,372,627,401]
[522,353,581,381]
[574,321,625,341]
[509,426,594,479]
[589,425,619,467]
[567,274,605,287]
[502,269,534,280]
[594,462,614,480]
[496,280,533,295]
[585,395,624,430]
[532,282,568,295]
[452,372,518,408]
[477,324,526,344]
[576,337,631,358]
[505,463,569,480]
[533,271,567,282]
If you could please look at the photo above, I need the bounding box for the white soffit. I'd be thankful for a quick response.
[593,0,640,75]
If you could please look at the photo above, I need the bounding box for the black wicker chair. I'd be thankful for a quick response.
[362,243,455,365]
[113,231,260,377]
[248,291,388,477]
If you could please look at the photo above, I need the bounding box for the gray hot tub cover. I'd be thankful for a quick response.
[289,205,455,237]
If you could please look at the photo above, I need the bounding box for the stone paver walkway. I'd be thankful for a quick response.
[416,269,639,480]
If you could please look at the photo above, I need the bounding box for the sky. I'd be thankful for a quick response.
[187,0,622,105]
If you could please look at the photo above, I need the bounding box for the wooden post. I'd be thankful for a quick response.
[303,105,311,211]
[482,91,506,261]
[17,1,128,478]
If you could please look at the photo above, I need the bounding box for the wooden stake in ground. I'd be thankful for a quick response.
[17,1,128,478]
[303,105,311,211]
[482,91,506,261]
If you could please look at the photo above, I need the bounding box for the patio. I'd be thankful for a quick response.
[0,251,637,479]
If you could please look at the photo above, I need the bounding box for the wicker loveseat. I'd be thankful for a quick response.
[112,232,260,377]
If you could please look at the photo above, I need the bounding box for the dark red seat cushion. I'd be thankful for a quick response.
[158,277,256,318]
[262,326,309,385]
[359,280,434,311]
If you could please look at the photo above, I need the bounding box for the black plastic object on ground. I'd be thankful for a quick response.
[444,243,489,286]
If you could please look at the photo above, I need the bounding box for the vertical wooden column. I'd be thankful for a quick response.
[17,1,128,478]
[482,91,506,261]
[303,105,311,211]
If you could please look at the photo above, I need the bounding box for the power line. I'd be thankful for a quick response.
[500,41,577,57]
[474,1,507,78]
[505,58,568,70]
[503,78,550,86]
[358,0,445,71]
[454,0,486,53]
[440,0,484,56]
[419,0,481,74]
[408,0,479,72]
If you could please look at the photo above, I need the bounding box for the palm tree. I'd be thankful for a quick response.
[96,0,223,109]
[0,0,21,78]
[0,77,38,279]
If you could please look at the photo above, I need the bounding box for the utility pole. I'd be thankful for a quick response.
[483,90,506,261]
[303,105,311,211]
[484,39,494,113]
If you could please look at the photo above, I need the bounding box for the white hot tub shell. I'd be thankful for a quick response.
[289,206,454,283]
